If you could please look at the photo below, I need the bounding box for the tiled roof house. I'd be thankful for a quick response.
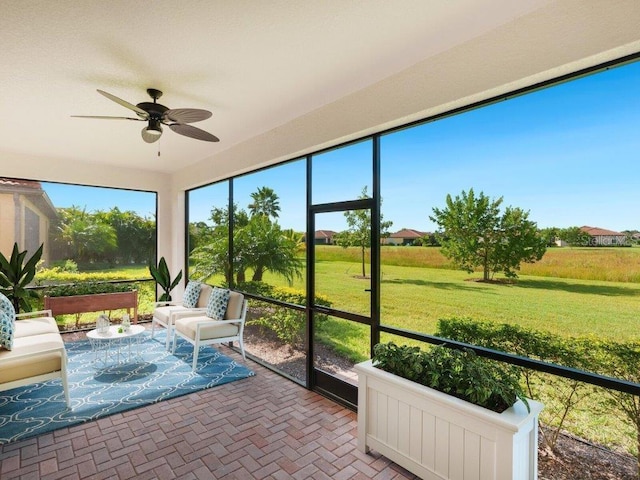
[579,225,628,246]
[385,228,427,246]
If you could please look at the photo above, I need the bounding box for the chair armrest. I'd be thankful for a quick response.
[15,309,53,319]
[153,301,182,307]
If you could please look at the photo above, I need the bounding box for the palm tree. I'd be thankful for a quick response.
[248,186,280,219]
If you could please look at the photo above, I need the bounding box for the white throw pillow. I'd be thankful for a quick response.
[182,281,202,308]
[0,293,16,351]
[206,287,230,320]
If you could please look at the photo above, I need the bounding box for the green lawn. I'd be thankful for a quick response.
[263,259,640,342]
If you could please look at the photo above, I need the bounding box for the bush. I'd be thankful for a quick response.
[45,282,136,297]
[238,281,331,346]
[373,342,528,413]
[436,318,608,452]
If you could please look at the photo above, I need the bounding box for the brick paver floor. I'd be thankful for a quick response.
[0,337,418,479]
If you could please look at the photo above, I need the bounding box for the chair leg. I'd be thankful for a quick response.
[165,325,171,351]
[192,344,199,372]
[151,319,156,339]
[172,332,177,354]
[238,338,246,360]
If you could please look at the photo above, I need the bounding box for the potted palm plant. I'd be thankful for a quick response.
[0,243,43,313]
[355,342,543,480]
[149,257,182,302]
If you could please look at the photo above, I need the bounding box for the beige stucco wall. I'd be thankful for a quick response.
[0,193,17,257]
[0,192,53,264]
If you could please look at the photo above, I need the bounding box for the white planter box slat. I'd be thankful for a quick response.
[355,360,544,480]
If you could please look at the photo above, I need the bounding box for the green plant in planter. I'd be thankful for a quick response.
[46,282,136,297]
[0,243,43,313]
[373,342,529,413]
[148,257,182,302]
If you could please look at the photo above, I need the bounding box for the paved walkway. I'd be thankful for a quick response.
[0,337,417,479]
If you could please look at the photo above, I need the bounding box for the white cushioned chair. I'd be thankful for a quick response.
[151,282,213,350]
[172,290,247,371]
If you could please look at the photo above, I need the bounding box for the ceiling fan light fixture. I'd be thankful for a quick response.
[145,119,163,136]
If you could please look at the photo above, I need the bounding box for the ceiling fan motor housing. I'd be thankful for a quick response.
[136,102,169,120]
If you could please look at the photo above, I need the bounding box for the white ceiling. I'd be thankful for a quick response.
[1,1,640,184]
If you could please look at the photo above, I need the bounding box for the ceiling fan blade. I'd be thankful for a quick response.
[71,115,143,121]
[168,123,219,142]
[141,127,161,143]
[164,108,212,124]
[97,89,149,117]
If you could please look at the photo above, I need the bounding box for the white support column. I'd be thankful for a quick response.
[156,180,186,299]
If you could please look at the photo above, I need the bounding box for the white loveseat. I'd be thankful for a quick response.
[0,311,70,407]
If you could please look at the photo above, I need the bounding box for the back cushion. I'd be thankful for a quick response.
[197,284,213,308]
[225,291,244,320]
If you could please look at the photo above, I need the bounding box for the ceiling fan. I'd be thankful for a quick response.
[72,88,219,143]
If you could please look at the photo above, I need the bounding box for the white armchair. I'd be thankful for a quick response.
[151,282,213,350]
[172,290,247,371]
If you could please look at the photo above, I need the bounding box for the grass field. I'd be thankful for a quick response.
[318,244,640,282]
[269,246,640,340]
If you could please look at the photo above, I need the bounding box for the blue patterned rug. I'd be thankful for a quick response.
[0,331,254,445]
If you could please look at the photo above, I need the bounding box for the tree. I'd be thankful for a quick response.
[248,186,280,219]
[334,186,393,278]
[188,221,214,252]
[95,207,155,264]
[190,189,302,285]
[51,206,117,265]
[237,216,302,283]
[538,227,560,247]
[430,189,546,281]
[559,226,591,247]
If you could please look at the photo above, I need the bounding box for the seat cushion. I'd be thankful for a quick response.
[174,315,239,341]
[153,305,189,324]
[0,332,64,383]
[14,316,59,338]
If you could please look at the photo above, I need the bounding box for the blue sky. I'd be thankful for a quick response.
[42,183,156,219]
[43,60,639,233]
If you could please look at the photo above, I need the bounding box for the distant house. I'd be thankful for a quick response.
[0,177,57,263]
[579,226,628,247]
[313,230,337,245]
[385,228,427,246]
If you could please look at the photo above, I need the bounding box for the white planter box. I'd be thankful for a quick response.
[355,360,543,480]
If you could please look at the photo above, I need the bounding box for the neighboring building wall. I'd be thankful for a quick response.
[588,235,628,246]
[0,194,17,257]
[383,237,404,246]
[0,179,56,264]
[580,226,629,247]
